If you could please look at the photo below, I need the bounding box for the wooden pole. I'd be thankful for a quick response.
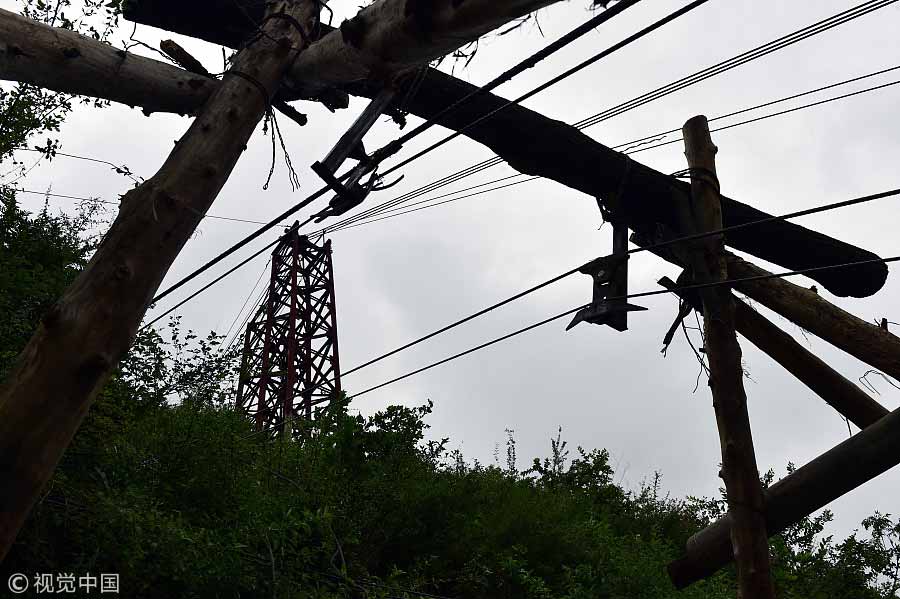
[0,0,319,561]
[668,405,900,588]
[284,0,565,97]
[680,115,776,599]
[659,275,889,430]
[0,7,889,298]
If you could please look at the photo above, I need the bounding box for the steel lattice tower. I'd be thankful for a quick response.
[236,231,341,432]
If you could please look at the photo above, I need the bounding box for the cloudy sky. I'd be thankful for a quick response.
[5,0,900,540]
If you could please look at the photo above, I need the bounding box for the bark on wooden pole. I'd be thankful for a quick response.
[0,7,889,298]
[0,0,319,561]
[285,0,565,96]
[124,0,567,95]
[659,275,889,430]
[680,115,776,599]
[668,405,900,588]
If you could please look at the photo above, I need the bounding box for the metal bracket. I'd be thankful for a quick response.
[567,220,646,332]
[311,87,397,221]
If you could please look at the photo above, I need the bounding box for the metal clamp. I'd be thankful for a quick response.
[311,87,397,221]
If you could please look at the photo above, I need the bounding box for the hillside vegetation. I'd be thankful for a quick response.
[2,193,899,598]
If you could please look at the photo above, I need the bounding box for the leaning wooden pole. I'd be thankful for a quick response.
[680,115,776,599]
[659,275,889,430]
[668,405,900,589]
[0,0,319,561]
[727,254,900,382]
[635,223,900,398]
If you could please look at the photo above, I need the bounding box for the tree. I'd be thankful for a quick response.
[0,0,627,559]
[0,191,97,377]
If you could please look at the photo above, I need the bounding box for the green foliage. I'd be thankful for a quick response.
[6,377,896,598]
[1,198,898,599]
[0,191,99,378]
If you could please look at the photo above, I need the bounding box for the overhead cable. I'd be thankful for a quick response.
[630,78,900,154]
[320,0,899,234]
[350,254,900,398]
[371,0,644,156]
[148,2,647,304]
[372,0,715,181]
[13,189,277,226]
[222,259,271,345]
[149,0,898,312]
[332,187,900,381]
[143,225,297,330]
[574,0,897,129]
[332,69,900,231]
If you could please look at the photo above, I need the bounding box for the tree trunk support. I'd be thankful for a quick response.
[668,405,900,589]
[680,115,776,599]
[726,255,900,382]
[0,0,320,561]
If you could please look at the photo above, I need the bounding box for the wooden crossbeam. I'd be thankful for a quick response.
[127,0,569,95]
[668,405,900,588]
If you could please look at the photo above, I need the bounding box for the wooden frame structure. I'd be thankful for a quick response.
[635,116,899,593]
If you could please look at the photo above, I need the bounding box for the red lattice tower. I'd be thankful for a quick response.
[236,231,341,432]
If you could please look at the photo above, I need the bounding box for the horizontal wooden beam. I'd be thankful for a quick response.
[0,7,214,115]
[125,0,567,96]
[0,5,889,297]
[668,405,900,588]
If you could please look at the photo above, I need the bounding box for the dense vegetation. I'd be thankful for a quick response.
[1,2,898,595]
[1,193,898,598]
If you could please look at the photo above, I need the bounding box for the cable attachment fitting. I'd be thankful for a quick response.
[311,86,398,222]
[311,161,374,222]
[566,252,647,331]
[567,217,646,332]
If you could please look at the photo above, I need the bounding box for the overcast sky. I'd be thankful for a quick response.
[5,0,900,541]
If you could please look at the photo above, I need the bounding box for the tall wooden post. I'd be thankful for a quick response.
[681,116,776,599]
[0,0,320,560]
